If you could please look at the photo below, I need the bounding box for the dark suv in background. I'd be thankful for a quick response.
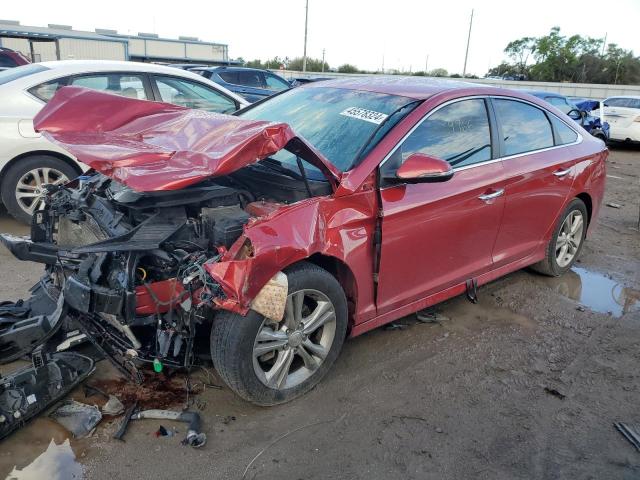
[190,66,291,102]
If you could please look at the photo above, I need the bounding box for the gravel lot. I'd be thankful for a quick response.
[0,146,638,480]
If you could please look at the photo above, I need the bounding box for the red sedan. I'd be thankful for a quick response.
[1,78,606,407]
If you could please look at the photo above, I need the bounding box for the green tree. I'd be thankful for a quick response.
[287,57,329,72]
[337,63,359,73]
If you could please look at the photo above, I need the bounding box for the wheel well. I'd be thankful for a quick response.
[0,150,82,179]
[305,253,358,330]
[576,193,593,225]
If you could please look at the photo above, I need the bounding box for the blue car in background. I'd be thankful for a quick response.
[190,66,291,103]
[527,90,610,142]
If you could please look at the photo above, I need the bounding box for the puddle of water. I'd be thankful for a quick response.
[4,438,83,480]
[542,267,640,317]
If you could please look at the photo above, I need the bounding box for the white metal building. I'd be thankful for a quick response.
[0,20,229,65]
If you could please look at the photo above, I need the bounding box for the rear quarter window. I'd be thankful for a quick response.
[549,116,579,145]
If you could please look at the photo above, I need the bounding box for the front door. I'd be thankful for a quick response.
[376,98,506,315]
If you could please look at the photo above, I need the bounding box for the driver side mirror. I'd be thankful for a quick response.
[386,153,454,184]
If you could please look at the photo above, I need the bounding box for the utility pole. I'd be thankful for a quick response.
[302,0,309,72]
[425,55,429,73]
[322,48,325,72]
[462,8,474,77]
[381,54,385,74]
[601,32,607,56]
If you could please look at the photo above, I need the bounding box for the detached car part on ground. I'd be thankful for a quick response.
[0,79,607,407]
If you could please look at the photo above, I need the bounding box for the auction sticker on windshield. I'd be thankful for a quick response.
[340,107,388,124]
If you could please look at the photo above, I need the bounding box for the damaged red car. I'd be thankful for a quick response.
[0,78,607,408]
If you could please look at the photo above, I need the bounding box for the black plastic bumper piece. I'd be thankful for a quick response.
[0,234,61,265]
[0,351,95,441]
[0,281,66,364]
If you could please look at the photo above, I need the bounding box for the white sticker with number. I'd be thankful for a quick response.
[340,107,388,125]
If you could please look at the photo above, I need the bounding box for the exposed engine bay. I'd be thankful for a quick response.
[0,166,330,381]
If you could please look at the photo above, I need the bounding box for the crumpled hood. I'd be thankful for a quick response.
[33,86,340,191]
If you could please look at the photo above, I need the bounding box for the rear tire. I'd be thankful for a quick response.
[210,262,348,406]
[531,198,588,277]
[1,155,78,224]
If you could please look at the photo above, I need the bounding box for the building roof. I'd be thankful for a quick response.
[0,21,227,48]
[0,21,127,43]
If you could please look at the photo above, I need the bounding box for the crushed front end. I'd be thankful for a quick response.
[1,173,262,380]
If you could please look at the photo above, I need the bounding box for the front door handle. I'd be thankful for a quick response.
[478,188,504,202]
[553,168,571,177]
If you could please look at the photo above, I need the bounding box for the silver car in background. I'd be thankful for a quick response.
[0,60,248,223]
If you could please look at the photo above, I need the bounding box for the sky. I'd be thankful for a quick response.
[2,0,639,75]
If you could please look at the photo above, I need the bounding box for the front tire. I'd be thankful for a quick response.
[531,198,588,277]
[1,155,78,224]
[210,262,348,406]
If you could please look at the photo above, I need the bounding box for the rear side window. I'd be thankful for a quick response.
[218,71,239,84]
[605,97,640,109]
[494,99,554,156]
[70,74,148,100]
[237,71,264,88]
[549,116,578,145]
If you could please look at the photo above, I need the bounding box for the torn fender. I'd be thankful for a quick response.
[33,86,341,191]
[205,190,379,323]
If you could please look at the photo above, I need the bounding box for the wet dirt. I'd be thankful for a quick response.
[89,373,203,411]
[539,266,640,317]
[0,147,638,479]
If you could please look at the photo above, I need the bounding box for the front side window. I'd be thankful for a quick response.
[549,116,578,145]
[494,99,554,156]
[70,74,148,100]
[264,73,290,91]
[154,76,236,113]
[385,99,492,175]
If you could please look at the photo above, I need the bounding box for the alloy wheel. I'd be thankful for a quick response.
[253,289,337,390]
[555,210,584,268]
[15,167,68,215]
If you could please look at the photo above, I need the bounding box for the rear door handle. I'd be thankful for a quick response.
[553,168,571,177]
[478,188,504,202]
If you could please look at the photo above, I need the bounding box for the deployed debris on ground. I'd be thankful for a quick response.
[0,351,95,441]
[50,400,102,438]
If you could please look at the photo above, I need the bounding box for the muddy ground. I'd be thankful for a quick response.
[0,146,638,480]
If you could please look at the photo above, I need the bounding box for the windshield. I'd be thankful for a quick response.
[239,86,416,174]
[0,64,49,86]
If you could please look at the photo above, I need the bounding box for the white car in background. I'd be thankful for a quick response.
[0,60,248,223]
[595,96,640,143]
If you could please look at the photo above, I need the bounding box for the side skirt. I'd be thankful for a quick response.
[350,250,544,337]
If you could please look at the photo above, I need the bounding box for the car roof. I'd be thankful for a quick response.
[301,76,489,100]
[605,95,640,100]
[194,66,271,73]
[1,60,248,105]
[524,90,565,99]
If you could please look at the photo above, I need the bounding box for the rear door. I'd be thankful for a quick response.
[490,97,578,267]
[376,97,506,314]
